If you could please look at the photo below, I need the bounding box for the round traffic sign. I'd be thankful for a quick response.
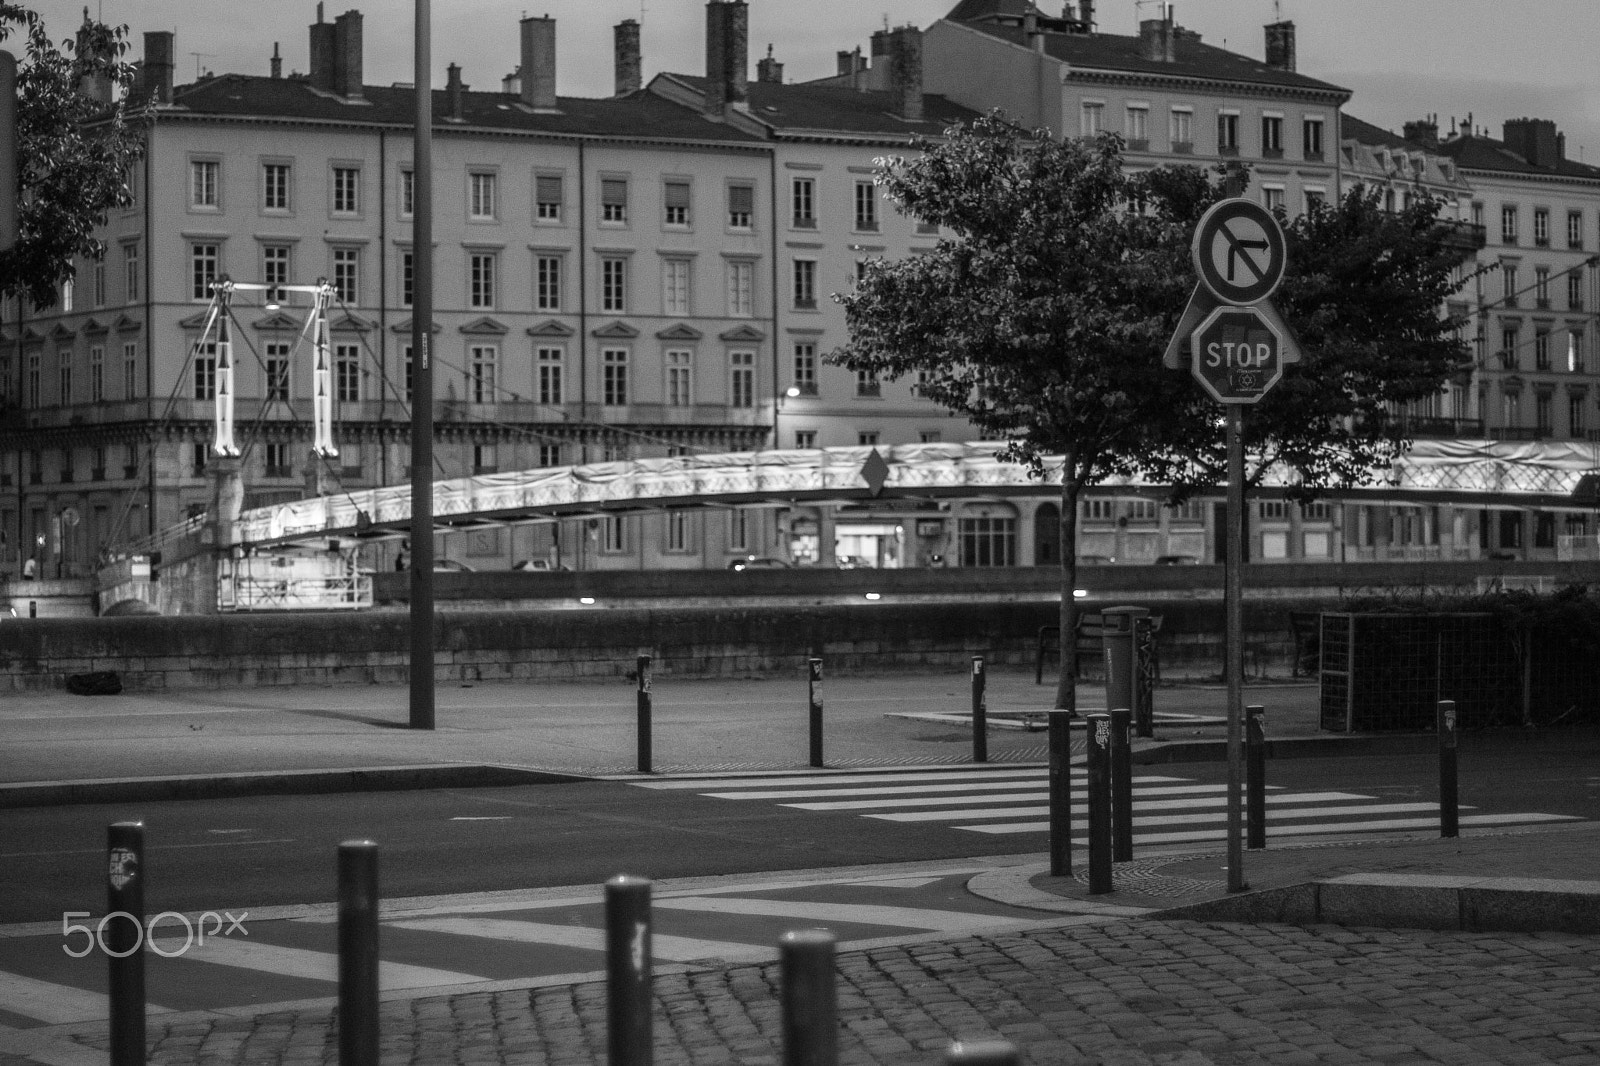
[1190,305,1284,404]
[1191,198,1286,305]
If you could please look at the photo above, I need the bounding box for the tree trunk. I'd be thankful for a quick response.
[1053,469,1082,711]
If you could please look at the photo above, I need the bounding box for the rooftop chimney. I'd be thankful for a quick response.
[446,62,466,121]
[1503,117,1563,168]
[333,10,363,99]
[756,43,783,84]
[703,0,748,117]
[74,14,115,105]
[309,3,336,92]
[1263,20,1295,72]
[836,50,854,77]
[271,42,282,79]
[520,15,556,110]
[141,30,174,103]
[888,25,923,122]
[614,19,641,96]
[1138,5,1175,62]
[1403,116,1439,149]
[1078,0,1095,32]
[870,29,890,59]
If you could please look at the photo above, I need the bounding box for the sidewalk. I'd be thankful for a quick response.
[0,668,1339,805]
[3,669,1598,1065]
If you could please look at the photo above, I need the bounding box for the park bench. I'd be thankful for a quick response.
[1035,612,1163,685]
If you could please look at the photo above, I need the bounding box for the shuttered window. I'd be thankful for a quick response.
[728,184,753,229]
[601,178,628,222]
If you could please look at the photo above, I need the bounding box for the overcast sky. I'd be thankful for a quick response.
[18,0,1600,163]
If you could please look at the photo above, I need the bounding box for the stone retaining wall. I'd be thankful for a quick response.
[0,599,1317,691]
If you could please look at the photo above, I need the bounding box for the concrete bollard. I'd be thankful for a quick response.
[945,1040,1020,1065]
[1047,709,1074,877]
[1086,712,1113,894]
[1246,704,1266,849]
[606,875,653,1066]
[808,658,824,768]
[106,821,145,1066]
[337,840,380,1066]
[1438,699,1458,838]
[971,656,987,764]
[636,655,653,774]
[780,929,837,1066]
[1110,707,1133,862]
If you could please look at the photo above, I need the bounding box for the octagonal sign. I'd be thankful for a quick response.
[1190,305,1283,404]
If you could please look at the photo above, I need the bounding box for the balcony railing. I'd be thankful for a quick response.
[1399,416,1485,438]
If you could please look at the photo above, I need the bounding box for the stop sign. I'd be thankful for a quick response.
[1190,305,1283,404]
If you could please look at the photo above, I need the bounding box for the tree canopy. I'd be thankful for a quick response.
[0,5,143,312]
[831,111,1474,704]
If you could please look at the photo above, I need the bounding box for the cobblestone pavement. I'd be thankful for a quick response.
[38,917,1598,1066]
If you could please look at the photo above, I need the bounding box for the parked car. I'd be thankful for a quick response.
[833,555,869,569]
[728,557,791,571]
[512,559,568,571]
[433,559,474,572]
[1154,554,1200,565]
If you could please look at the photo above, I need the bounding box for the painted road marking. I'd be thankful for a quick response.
[707,777,1188,801]
[653,896,1039,934]
[870,792,1374,821]
[0,973,172,1025]
[962,811,1581,839]
[151,936,484,989]
[634,768,1069,790]
[389,917,762,964]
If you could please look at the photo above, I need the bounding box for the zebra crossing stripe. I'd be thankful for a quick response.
[150,936,485,989]
[787,784,1309,812]
[633,768,1069,790]
[389,917,763,964]
[0,973,173,1026]
[960,811,1581,838]
[652,896,1040,934]
[869,792,1376,821]
[777,777,1248,800]
[762,781,1238,804]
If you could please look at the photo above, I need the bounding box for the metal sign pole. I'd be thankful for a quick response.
[408,0,436,729]
[1225,406,1245,893]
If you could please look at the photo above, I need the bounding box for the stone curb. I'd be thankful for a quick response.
[1152,872,1600,934]
[0,764,589,809]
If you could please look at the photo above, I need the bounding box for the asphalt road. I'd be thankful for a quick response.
[2,737,1595,925]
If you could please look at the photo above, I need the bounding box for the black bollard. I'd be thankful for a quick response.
[1047,709,1073,877]
[1438,699,1458,838]
[606,875,653,1066]
[636,655,652,774]
[945,1040,1020,1065]
[1134,615,1156,738]
[337,840,379,1066]
[780,929,837,1066]
[1110,707,1133,862]
[29,599,36,618]
[808,658,824,768]
[1246,704,1266,850]
[1086,713,1113,895]
[106,821,145,1066]
[971,655,987,764]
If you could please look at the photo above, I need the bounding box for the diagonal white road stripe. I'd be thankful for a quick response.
[959,811,1581,838]
[150,936,484,990]
[634,769,1065,790]
[652,896,1040,934]
[390,917,761,964]
[869,792,1379,821]
[0,972,173,1025]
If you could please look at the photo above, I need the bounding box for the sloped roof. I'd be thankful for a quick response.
[661,75,981,138]
[162,74,764,145]
[1342,114,1421,152]
[951,19,1349,98]
[1436,133,1600,181]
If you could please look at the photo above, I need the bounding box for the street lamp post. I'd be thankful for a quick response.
[408,0,436,729]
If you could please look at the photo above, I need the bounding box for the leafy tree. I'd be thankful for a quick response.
[1157,186,1478,500]
[832,113,1474,706]
[832,113,1215,709]
[0,6,143,311]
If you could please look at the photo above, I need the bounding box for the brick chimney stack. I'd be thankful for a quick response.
[520,16,557,110]
[703,0,748,117]
[756,43,783,84]
[614,19,641,96]
[1503,117,1563,168]
[446,63,466,121]
[1264,20,1295,72]
[888,26,923,123]
[333,10,363,99]
[270,42,282,79]
[1138,4,1175,62]
[309,3,335,91]
[142,30,174,103]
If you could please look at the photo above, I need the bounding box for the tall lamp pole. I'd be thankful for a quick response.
[408,0,436,729]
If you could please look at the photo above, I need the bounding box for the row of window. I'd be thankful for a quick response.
[188,159,913,237]
[1489,203,1596,248]
[1082,103,1326,162]
[184,240,848,317]
[1493,317,1588,372]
